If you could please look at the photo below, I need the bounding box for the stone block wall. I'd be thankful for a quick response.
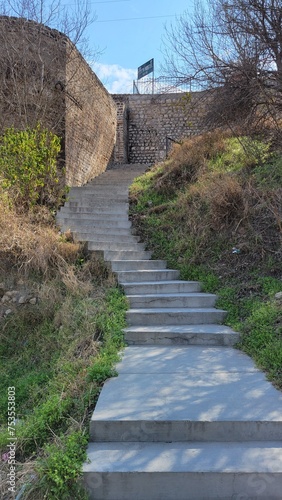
[112,92,207,165]
[114,99,129,164]
[65,45,117,186]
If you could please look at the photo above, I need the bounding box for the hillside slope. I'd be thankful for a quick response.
[0,200,127,499]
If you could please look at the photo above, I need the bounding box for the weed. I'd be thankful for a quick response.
[28,431,89,500]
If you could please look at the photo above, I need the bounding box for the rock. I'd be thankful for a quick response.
[275,292,282,300]
[5,309,12,316]
[2,295,10,303]
[18,296,27,304]
[6,290,19,297]
[29,297,37,305]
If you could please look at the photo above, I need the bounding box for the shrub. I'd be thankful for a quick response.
[0,124,65,211]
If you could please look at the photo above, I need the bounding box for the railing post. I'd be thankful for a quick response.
[166,136,182,158]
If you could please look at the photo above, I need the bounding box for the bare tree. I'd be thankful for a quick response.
[0,0,97,134]
[0,0,95,57]
[163,0,282,134]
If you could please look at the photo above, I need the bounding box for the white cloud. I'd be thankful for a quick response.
[91,62,136,94]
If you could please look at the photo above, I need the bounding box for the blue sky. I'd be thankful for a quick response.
[81,0,193,93]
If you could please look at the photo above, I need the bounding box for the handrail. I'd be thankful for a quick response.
[166,136,182,158]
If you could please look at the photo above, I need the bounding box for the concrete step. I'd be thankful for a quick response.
[88,241,146,251]
[61,198,128,206]
[68,189,128,196]
[98,168,145,175]
[116,346,255,374]
[58,222,132,233]
[64,199,129,207]
[85,177,143,186]
[116,270,180,283]
[111,260,167,272]
[68,190,128,196]
[124,324,240,346]
[82,182,134,188]
[58,207,129,215]
[57,220,132,231]
[73,232,140,243]
[93,169,143,175]
[127,292,217,308]
[56,213,131,224]
[104,250,152,261]
[120,280,202,294]
[61,227,134,237]
[126,307,226,325]
[89,346,282,443]
[84,441,282,500]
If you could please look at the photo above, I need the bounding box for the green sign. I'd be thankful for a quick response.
[138,59,154,80]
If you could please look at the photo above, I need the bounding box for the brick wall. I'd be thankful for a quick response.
[112,92,207,164]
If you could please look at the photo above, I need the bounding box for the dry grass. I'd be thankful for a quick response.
[171,170,282,266]
[201,175,245,230]
[154,129,231,195]
[0,196,81,278]
[0,459,37,500]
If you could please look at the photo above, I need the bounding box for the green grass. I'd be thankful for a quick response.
[0,275,128,498]
[208,136,270,173]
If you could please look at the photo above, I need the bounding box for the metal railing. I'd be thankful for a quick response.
[133,76,194,95]
[166,136,182,157]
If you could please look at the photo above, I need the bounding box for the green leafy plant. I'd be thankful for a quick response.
[0,123,64,210]
[36,431,89,499]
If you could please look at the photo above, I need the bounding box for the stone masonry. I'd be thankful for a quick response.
[65,44,117,186]
[112,92,208,164]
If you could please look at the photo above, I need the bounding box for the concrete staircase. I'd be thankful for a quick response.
[57,165,282,500]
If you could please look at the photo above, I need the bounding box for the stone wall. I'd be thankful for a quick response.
[114,99,129,164]
[65,45,117,186]
[112,92,207,165]
[0,16,117,187]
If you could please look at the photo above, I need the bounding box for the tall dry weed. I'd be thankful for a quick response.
[0,196,81,277]
[206,176,245,229]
